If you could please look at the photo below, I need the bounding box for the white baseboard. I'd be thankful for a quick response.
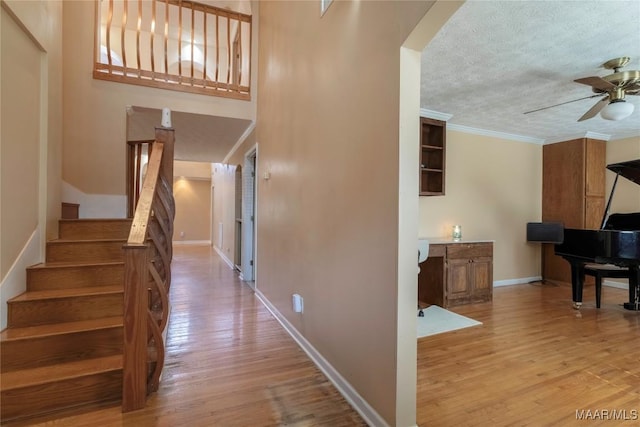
[213,246,235,270]
[494,277,630,290]
[494,276,542,287]
[0,229,41,330]
[173,240,211,246]
[255,289,389,427]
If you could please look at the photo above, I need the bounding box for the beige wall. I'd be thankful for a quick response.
[173,177,211,243]
[419,130,543,282]
[0,0,63,328]
[174,160,211,180]
[256,1,433,425]
[417,133,640,284]
[212,163,239,264]
[1,6,41,279]
[62,0,257,196]
[606,136,640,213]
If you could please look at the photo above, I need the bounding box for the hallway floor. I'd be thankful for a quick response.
[17,245,366,426]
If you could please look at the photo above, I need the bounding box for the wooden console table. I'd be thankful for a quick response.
[418,240,493,308]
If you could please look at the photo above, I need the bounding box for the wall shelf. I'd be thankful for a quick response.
[420,117,446,196]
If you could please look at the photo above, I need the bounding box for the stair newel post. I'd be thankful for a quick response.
[121,123,174,412]
[155,126,174,198]
[122,243,150,412]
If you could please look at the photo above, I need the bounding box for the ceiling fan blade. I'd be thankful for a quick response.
[523,94,602,115]
[577,96,608,122]
[574,76,617,91]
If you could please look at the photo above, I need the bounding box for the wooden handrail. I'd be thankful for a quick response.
[122,126,175,412]
[94,0,252,100]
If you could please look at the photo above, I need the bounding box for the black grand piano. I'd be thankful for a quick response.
[555,159,640,311]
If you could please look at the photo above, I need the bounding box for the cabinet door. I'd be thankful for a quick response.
[446,258,471,300]
[471,257,492,300]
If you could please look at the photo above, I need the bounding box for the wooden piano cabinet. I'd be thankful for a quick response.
[418,241,493,308]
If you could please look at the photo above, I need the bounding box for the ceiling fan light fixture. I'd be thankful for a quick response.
[600,100,635,121]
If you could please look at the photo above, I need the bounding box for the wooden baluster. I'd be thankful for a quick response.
[164,0,169,79]
[151,0,156,76]
[136,0,142,76]
[190,4,195,84]
[121,0,128,75]
[215,13,219,83]
[106,0,113,72]
[226,15,231,89]
[178,0,183,79]
[236,15,242,87]
[135,144,142,210]
[203,10,208,87]
[247,19,252,93]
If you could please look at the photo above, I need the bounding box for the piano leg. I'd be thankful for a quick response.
[570,261,585,309]
[623,266,640,311]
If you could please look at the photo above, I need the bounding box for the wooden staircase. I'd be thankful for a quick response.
[0,218,132,423]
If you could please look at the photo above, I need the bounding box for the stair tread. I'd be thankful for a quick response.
[1,316,123,341]
[1,355,122,390]
[9,285,123,302]
[28,260,125,269]
[59,218,131,222]
[48,238,127,244]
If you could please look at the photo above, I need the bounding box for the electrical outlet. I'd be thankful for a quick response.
[180,231,185,238]
[292,294,304,313]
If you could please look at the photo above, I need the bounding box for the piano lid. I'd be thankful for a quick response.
[607,159,640,185]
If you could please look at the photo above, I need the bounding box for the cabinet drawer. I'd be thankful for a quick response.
[447,243,492,259]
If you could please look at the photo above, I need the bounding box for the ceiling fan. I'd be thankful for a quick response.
[525,57,640,121]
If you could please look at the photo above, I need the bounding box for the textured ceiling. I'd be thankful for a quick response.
[420,1,640,143]
[127,106,252,163]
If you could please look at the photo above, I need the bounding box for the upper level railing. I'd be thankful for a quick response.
[94,0,252,100]
[122,125,175,411]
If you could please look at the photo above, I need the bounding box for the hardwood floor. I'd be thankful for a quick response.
[8,246,639,426]
[418,281,640,426]
[10,245,365,426]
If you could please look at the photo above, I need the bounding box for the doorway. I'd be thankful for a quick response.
[234,165,242,270]
[240,147,257,284]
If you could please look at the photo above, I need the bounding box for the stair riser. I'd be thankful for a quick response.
[27,264,124,291]
[1,327,123,373]
[59,220,132,240]
[46,241,125,263]
[8,294,123,328]
[0,370,122,422]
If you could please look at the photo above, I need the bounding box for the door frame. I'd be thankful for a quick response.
[241,145,257,285]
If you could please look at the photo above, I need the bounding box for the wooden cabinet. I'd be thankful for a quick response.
[542,138,606,284]
[420,117,446,196]
[418,241,493,308]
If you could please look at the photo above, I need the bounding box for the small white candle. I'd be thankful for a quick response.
[161,107,172,128]
[452,225,462,241]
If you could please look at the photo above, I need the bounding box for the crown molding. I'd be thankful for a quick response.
[417,111,638,144]
[223,121,256,164]
[419,108,453,121]
[446,123,546,145]
[608,130,640,141]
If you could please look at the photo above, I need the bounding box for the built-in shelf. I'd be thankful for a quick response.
[420,117,446,196]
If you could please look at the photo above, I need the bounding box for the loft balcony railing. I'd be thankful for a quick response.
[94,0,252,100]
